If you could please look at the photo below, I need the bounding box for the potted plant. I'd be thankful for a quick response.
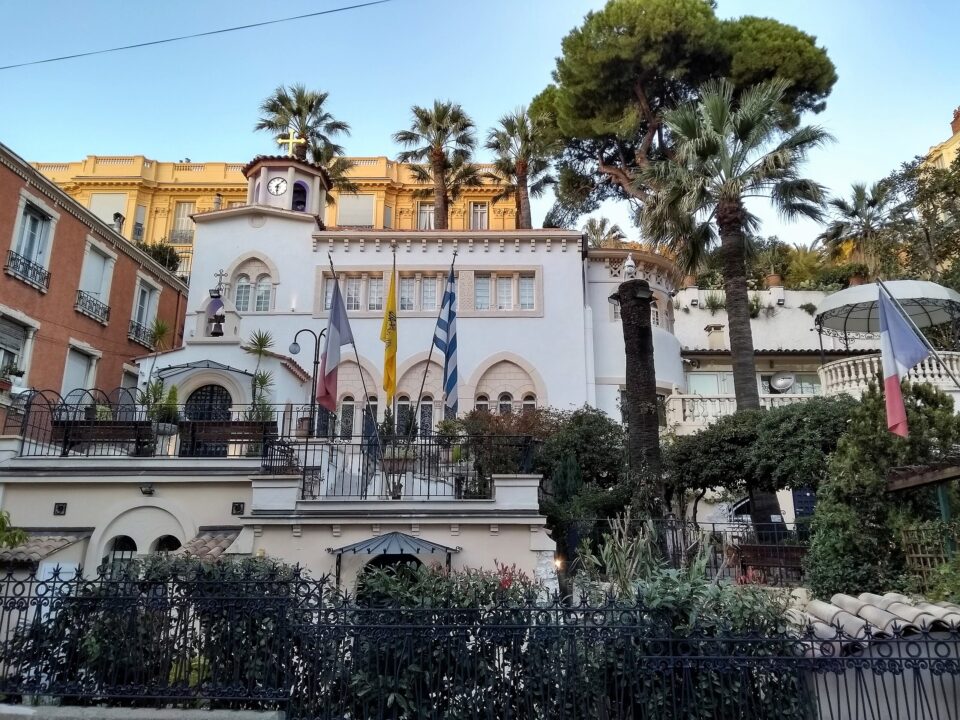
[0,365,21,393]
[152,385,180,436]
[755,242,789,289]
[846,262,869,286]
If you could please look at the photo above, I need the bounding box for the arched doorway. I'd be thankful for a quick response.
[181,384,232,457]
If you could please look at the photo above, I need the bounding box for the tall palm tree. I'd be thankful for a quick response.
[393,101,476,230]
[409,156,483,215]
[485,107,556,229]
[640,78,829,411]
[817,182,906,277]
[583,217,626,248]
[255,84,351,163]
[309,142,359,195]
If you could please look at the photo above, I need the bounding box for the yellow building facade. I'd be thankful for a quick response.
[33,155,517,277]
[927,107,960,169]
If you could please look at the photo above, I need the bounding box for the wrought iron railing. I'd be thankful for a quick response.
[4,249,50,290]
[74,289,110,323]
[127,319,153,348]
[0,566,957,718]
[131,222,144,241]
[168,228,194,245]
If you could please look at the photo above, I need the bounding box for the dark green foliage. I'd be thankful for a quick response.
[535,0,836,221]
[136,242,180,272]
[799,302,818,315]
[806,382,960,598]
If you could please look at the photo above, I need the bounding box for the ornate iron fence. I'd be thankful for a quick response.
[0,567,957,719]
[4,249,51,290]
[74,289,110,323]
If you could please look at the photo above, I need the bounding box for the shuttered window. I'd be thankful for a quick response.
[0,318,27,372]
[79,247,109,297]
[62,348,93,394]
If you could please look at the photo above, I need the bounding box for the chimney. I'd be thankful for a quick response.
[952,107,960,136]
[705,323,726,350]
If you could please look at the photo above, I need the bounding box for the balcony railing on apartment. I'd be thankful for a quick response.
[820,351,960,398]
[168,229,194,245]
[74,289,110,323]
[7,393,539,501]
[4,249,50,290]
[175,247,192,285]
[665,393,810,430]
[127,319,153,348]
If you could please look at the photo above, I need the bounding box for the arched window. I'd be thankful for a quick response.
[293,181,309,212]
[234,274,251,312]
[104,535,137,575]
[419,395,434,437]
[396,395,412,436]
[363,396,378,438]
[498,393,513,415]
[522,394,537,413]
[475,395,489,413]
[153,535,182,554]
[339,396,355,439]
[651,300,660,327]
[254,275,272,312]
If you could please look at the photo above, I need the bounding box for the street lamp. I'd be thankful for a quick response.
[289,328,326,438]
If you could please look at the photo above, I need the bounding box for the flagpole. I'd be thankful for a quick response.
[408,250,458,443]
[327,254,385,482]
[877,278,960,392]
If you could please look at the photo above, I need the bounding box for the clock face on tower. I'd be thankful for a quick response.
[267,177,288,196]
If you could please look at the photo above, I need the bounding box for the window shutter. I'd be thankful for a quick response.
[336,195,375,227]
[0,318,27,353]
[79,249,108,295]
[62,349,92,394]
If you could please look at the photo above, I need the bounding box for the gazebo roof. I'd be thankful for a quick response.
[814,280,960,337]
[327,531,461,556]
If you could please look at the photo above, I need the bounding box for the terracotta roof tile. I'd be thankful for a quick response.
[177,528,241,561]
[801,592,960,641]
[0,533,90,564]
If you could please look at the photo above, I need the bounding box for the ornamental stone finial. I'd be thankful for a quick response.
[624,253,637,279]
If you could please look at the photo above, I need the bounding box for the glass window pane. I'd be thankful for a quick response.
[419,400,433,437]
[651,302,660,327]
[474,275,490,310]
[368,277,383,311]
[687,374,720,395]
[345,277,361,311]
[399,277,415,310]
[519,275,534,310]
[471,203,488,230]
[496,276,512,310]
[418,204,434,230]
[421,277,437,310]
[339,400,354,438]
[255,279,271,311]
[324,278,335,310]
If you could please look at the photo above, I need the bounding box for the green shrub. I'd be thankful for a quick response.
[136,241,181,272]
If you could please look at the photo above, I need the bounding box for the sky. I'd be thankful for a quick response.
[1,0,958,246]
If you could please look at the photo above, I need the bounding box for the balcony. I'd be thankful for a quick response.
[75,290,110,324]
[819,352,960,400]
[4,250,50,291]
[6,397,538,503]
[665,393,810,433]
[128,320,154,349]
[168,229,194,245]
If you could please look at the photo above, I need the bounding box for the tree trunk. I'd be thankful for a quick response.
[294,135,308,162]
[516,165,532,230]
[616,278,663,515]
[432,151,447,230]
[717,202,781,528]
[717,209,760,411]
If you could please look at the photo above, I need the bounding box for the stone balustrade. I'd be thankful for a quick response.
[665,393,808,434]
[818,352,960,399]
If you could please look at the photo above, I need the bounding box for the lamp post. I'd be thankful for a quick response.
[289,328,326,438]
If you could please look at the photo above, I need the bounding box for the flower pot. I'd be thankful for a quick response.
[848,274,866,287]
[0,379,11,393]
[764,273,783,289]
[381,456,415,475]
[683,274,698,289]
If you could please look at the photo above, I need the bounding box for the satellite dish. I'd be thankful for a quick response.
[769,372,796,393]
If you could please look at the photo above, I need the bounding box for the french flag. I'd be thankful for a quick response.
[316,280,355,412]
[878,288,930,437]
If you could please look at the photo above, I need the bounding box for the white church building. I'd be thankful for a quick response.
[1,152,921,584]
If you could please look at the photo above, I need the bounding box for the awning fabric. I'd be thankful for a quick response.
[327,531,461,556]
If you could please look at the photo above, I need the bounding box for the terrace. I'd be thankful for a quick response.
[2,389,538,503]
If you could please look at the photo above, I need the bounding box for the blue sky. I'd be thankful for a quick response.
[1,0,958,245]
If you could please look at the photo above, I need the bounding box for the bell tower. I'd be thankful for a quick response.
[242,149,331,217]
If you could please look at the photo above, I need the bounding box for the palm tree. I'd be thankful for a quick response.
[485,107,557,229]
[817,182,906,277]
[409,156,483,217]
[393,101,476,230]
[583,217,626,248]
[255,84,351,163]
[640,78,829,411]
[309,142,359,195]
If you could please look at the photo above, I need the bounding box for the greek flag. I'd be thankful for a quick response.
[433,267,458,415]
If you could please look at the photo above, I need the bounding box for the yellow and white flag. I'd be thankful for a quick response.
[381,266,397,405]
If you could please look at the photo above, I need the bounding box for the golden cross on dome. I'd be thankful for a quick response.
[276,129,306,157]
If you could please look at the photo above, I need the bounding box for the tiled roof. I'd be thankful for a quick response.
[790,592,960,645]
[0,532,91,564]
[241,155,331,188]
[177,528,241,561]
